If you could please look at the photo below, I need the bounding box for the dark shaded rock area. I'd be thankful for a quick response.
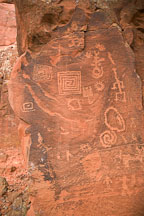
[0,177,30,216]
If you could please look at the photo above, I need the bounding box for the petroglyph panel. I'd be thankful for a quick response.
[57,71,81,95]
[8,7,144,216]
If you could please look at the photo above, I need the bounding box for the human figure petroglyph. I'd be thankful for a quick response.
[103,176,112,188]
[108,52,126,102]
[56,151,73,162]
[130,118,137,128]
[38,132,43,146]
[66,150,73,162]
[112,68,126,103]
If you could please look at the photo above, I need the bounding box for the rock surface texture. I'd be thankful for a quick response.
[0,3,16,48]
[0,3,18,149]
[3,0,144,215]
[0,3,31,215]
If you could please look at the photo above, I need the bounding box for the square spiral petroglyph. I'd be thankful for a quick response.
[57,71,81,95]
[22,102,34,112]
[33,65,52,81]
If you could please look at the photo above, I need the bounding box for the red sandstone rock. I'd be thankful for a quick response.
[0,3,16,48]
[0,3,18,151]
[0,44,19,149]
[0,2,31,215]
[8,1,144,215]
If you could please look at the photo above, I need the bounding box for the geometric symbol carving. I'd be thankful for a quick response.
[95,81,105,92]
[112,80,124,90]
[83,86,93,98]
[104,107,125,132]
[83,86,95,104]
[115,92,126,103]
[111,68,126,103]
[80,143,92,153]
[57,71,81,95]
[100,130,117,148]
[22,102,34,112]
[92,66,104,79]
[67,99,81,110]
[92,51,104,79]
[33,65,53,82]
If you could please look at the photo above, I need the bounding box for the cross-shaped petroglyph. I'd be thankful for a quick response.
[91,51,105,79]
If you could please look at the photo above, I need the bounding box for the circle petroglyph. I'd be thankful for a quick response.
[100,130,117,148]
[104,107,125,132]
[92,67,104,79]
[95,81,105,92]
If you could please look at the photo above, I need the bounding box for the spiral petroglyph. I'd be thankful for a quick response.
[100,130,117,148]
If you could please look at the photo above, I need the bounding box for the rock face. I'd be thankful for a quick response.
[0,44,19,150]
[0,2,18,149]
[0,176,30,216]
[0,4,29,215]
[0,3,16,48]
[6,0,144,215]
